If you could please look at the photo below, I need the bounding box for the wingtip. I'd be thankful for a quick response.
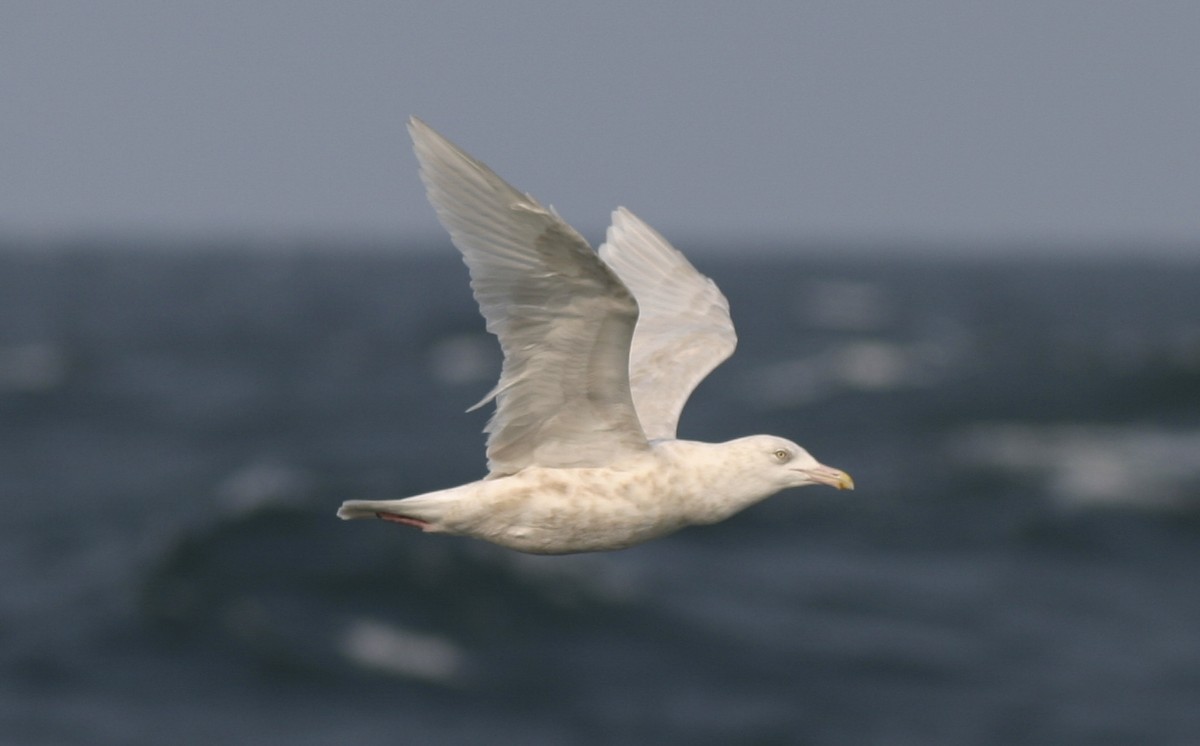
[603,206,637,248]
[407,115,431,142]
[408,117,453,152]
[406,118,476,171]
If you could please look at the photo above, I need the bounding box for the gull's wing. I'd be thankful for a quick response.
[598,208,736,440]
[409,118,649,475]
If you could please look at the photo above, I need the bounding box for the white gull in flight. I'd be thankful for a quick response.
[337,118,853,554]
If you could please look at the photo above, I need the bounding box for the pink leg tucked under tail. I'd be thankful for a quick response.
[376,512,431,530]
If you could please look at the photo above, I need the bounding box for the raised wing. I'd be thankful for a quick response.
[408,118,649,475]
[598,208,736,440]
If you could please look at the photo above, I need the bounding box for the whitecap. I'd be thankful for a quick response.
[216,461,316,512]
[799,279,890,332]
[339,618,464,683]
[740,336,956,407]
[952,423,1200,508]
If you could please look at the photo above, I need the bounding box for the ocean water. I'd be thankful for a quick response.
[2,245,1198,745]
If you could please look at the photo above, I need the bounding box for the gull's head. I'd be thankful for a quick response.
[736,435,855,492]
[669,435,854,527]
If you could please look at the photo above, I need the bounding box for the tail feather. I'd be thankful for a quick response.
[337,500,397,520]
[337,487,464,524]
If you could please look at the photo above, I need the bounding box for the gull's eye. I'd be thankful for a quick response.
[773,449,791,462]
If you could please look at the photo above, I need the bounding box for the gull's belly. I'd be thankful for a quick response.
[448,465,689,554]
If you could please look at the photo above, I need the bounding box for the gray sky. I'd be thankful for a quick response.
[2,1,1198,253]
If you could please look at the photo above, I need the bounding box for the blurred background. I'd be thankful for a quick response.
[2,3,1198,744]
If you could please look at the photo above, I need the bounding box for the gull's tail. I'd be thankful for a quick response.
[337,499,402,520]
[337,485,468,528]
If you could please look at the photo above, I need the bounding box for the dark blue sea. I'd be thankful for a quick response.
[2,244,1198,745]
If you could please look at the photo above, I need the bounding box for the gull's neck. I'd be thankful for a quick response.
[651,438,778,525]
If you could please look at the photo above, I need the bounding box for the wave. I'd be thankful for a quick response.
[138,489,654,690]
